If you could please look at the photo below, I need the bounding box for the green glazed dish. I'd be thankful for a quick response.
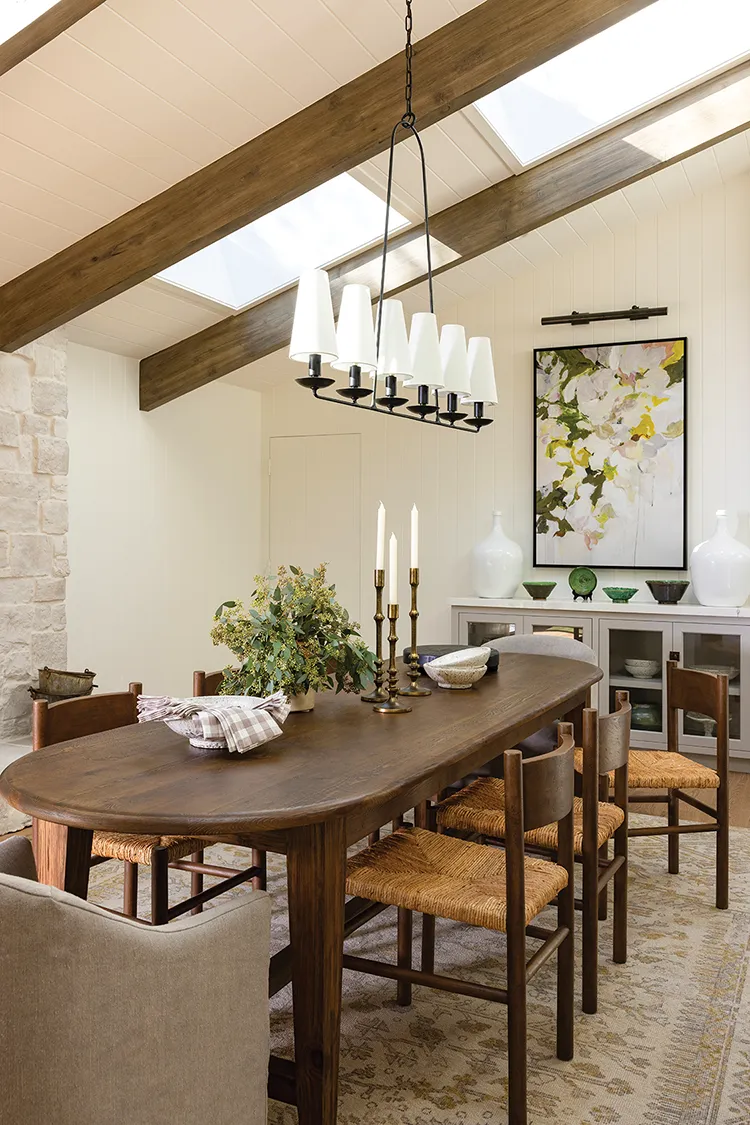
[522,581,557,601]
[603,586,638,603]
[568,566,597,601]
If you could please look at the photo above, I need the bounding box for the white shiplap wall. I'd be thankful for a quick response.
[257,172,750,645]
[66,343,264,694]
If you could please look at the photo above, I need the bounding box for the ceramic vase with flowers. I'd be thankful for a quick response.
[211,564,376,711]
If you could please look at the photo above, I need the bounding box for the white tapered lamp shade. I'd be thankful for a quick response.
[376,299,412,380]
[289,268,338,363]
[464,336,498,404]
[439,324,471,396]
[403,312,444,389]
[332,284,377,372]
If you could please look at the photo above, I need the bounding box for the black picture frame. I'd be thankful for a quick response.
[532,336,688,571]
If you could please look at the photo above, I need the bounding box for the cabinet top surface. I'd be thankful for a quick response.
[450,597,750,618]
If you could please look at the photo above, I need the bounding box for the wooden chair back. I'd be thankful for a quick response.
[193,670,224,697]
[505,722,575,833]
[33,683,142,750]
[666,659,729,779]
[597,690,632,774]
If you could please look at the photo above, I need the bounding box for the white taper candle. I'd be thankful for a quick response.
[376,502,386,571]
[410,504,419,569]
[388,533,398,605]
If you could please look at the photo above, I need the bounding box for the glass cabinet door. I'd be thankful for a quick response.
[453,611,524,647]
[523,615,593,648]
[598,618,669,746]
[672,624,745,749]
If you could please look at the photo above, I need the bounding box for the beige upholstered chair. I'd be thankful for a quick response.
[0,837,270,1125]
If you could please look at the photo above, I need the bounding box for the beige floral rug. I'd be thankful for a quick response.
[87,817,750,1125]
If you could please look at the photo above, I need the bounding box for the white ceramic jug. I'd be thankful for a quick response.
[471,511,523,598]
[690,510,750,607]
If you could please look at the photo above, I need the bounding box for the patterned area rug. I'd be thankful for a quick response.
[87,817,750,1125]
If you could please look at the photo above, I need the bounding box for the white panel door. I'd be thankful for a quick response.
[269,434,362,621]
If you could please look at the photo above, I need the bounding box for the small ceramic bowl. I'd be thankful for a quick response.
[423,647,491,690]
[624,659,660,678]
[522,581,557,601]
[603,586,638,603]
[646,579,690,605]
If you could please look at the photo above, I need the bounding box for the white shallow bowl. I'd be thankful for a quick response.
[624,659,660,679]
[692,664,739,681]
[424,647,491,690]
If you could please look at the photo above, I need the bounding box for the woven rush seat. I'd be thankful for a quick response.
[438,778,624,854]
[91,832,206,865]
[346,826,568,932]
[574,748,720,790]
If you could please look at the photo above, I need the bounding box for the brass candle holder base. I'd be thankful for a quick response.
[373,604,411,715]
[361,569,389,703]
[399,567,431,698]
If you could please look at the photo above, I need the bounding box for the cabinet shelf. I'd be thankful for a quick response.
[609,674,739,696]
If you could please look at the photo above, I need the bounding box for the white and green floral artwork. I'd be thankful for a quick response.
[534,338,686,568]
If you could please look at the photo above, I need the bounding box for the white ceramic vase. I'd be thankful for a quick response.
[288,688,316,713]
[690,510,750,607]
[471,511,523,598]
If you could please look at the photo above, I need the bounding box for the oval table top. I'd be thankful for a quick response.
[0,654,600,836]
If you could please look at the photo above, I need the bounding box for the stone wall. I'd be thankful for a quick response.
[0,330,68,738]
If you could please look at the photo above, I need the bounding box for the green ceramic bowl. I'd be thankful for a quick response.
[522,581,557,601]
[603,586,638,603]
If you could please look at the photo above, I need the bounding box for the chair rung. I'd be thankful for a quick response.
[525,926,569,984]
[166,865,259,920]
[597,854,625,893]
[629,822,718,838]
[169,860,246,879]
[343,953,508,1005]
[673,790,718,818]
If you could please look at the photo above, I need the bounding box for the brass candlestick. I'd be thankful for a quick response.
[373,604,411,714]
[399,567,431,697]
[361,569,388,703]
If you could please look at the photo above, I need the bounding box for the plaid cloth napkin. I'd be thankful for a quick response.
[137,692,290,755]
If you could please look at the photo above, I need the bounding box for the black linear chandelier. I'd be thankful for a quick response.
[287,0,496,433]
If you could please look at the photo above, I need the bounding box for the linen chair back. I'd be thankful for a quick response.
[489,632,598,665]
[666,659,729,781]
[193,670,224,696]
[32,682,142,750]
[597,690,632,774]
[0,835,37,880]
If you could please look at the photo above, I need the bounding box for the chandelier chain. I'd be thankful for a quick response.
[403,0,415,126]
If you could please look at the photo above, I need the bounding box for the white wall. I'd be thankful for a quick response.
[67,344,262,695]
[257,173,750,645]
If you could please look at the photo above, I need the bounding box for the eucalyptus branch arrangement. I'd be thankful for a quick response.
[211,564,376,699]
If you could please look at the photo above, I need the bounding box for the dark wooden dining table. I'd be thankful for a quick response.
[0,653,600,1125]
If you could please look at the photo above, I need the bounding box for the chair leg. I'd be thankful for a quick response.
[421,914,435,974]
[367,830,380,846]
[397,907,412,1006]
[151,846,170,925]
[123,861,138,918]
[716,783,729,910]
[252,848,267,892]
[506,929,528,1125]
[668,789,680,874]
[597,842,608,920]
[557,882,575,1057]
[582,845,599,1015]
[190,849,204,915]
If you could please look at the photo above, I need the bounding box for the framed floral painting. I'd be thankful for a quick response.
[534,338,687,569]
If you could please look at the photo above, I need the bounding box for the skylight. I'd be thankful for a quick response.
[158,174,408,310]
[475,0,750,166]
[1,1,61,44]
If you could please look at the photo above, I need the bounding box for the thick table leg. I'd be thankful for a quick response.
[287,818,346,1125]
[34,820,93,898]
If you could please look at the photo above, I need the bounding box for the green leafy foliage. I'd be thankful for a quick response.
[210,564,376,699]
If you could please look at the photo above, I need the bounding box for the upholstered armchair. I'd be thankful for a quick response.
[0,837,270,1125]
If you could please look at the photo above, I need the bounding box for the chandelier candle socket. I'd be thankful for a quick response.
[287,0,496,433]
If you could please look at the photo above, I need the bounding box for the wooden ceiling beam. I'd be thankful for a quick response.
[139,59,750,410]
[0,0,656,351]
[0,0,108,77]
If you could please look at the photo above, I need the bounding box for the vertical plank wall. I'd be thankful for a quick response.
[259,173,750,646]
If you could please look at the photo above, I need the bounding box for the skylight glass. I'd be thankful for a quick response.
[158,173,408,310]
[1,1,61,44]
[475,0,750,166]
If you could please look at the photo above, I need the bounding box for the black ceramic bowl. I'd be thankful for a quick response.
[645,579,690,605]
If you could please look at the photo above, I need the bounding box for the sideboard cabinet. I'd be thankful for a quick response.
[451,598,750,761]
